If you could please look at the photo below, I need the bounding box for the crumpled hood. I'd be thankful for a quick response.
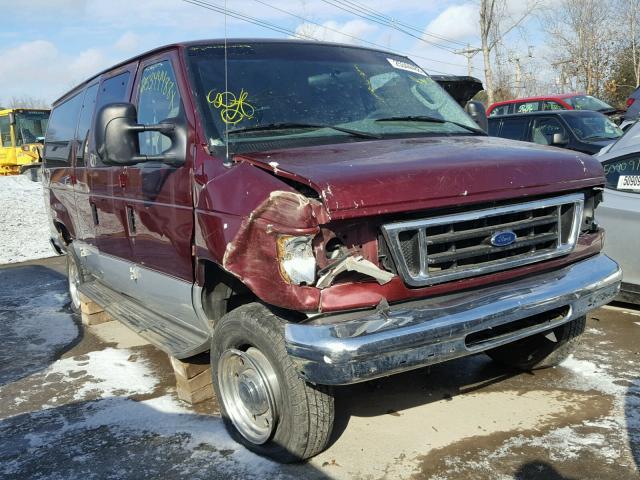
[237,136,604,220]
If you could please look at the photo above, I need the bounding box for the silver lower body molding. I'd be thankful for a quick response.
[285,254,622,385]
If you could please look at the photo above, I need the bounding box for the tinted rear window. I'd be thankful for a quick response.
[45,92,83,167]
[75,83,99,166]
[95,72,131,112]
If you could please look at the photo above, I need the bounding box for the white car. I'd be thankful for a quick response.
[596,121,640,303]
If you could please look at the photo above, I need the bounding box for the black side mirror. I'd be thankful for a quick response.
[465,100,488,132]
[94,102,186,167]
[552,132,569,146]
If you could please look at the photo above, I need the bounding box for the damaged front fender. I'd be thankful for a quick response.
[222,190,326,311]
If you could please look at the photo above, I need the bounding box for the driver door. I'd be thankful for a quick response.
[120,51,197,321]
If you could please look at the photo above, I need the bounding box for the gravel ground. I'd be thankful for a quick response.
[0,256,639,480]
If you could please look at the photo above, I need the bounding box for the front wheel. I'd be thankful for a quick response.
[210,303,335,463]
[67,249,84,313]
[485,316,586,370]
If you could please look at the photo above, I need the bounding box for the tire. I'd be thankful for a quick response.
[66,247,85,314]
[485,316,586,371]
[210,303,335,463]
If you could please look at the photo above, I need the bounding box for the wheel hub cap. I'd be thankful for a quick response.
[68,258,80,310]
[218,347,280,445]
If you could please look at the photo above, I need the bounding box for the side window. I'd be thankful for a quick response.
[530,117,566,146]
[136,60,182,156]
[542,101,564,111]
[44,92,83,167]
[0,116,11,147]
[75,83,99,166]
[95,71,131,112]
[603,156,640,193]
[499,117,529,140]
[489,105,509,117]
[516,101,540,113]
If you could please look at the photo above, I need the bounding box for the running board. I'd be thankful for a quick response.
[79,281,210,358]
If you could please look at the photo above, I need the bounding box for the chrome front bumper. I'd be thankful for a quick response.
[285,254,622,385]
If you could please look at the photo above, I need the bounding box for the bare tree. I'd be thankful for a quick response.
[618,0,640,88]
[544,0,616,95]
[479,0,540,104]
[8,96,50,109]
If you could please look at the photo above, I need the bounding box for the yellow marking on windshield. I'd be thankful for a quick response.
[354,64,379,98]
[206,89,255,125]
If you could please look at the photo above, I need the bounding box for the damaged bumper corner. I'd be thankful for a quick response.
[285,254,622,385]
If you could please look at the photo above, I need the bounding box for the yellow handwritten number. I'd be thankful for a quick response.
[206,89,255,125]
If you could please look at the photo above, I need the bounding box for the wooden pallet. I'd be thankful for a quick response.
[79,292,112,326]
[170,353,214,405]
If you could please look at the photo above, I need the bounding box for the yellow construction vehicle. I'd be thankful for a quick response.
[0,108,49,175]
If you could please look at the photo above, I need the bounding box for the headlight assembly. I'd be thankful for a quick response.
[276,235,316,286]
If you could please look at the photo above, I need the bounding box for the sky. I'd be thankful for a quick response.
[0,0,546,105]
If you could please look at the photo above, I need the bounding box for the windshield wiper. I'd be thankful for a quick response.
[583,135,619,141]
[227,122,381,139]
[375,115,485,135]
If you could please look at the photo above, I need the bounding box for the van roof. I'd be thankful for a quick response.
[53,38,402,106]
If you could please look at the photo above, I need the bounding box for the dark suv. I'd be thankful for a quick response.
[489,110,622,155]
[44,39,621,462]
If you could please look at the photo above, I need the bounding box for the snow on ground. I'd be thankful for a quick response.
[0,175,54,264]
[0,265,78,386]
[0,264,294,480]
[0,343,287,479]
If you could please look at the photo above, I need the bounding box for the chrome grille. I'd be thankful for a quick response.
[381,193,584,287]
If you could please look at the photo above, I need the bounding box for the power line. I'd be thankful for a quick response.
[322,0,459,52]
[248,0,463,69]
[318,0,460,53]
[183,0,316,40]
[182,0,456,74]
[337,0,475,48]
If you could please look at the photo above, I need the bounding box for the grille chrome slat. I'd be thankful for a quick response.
[427,232,558,264]
[426,214,558,245]
[382,193,584,287]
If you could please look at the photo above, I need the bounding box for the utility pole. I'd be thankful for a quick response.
[514,57,522,97]
[551,60,572,94]
[455,44,481,77]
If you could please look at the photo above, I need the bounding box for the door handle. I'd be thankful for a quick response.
[126,205,136,235]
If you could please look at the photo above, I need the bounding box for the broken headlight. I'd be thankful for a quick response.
[276,235,316,286]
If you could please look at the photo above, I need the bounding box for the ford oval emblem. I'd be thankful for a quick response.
[490,230,517,247]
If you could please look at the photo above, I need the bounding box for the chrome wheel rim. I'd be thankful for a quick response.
[68,257,81,310]
[218,347,280,445]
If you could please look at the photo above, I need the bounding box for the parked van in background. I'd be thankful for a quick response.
[44,39,621,463]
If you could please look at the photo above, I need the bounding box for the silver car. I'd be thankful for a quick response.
[596,122,640,303]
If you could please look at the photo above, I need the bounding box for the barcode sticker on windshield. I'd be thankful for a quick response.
[387,58,427,76]
[617,175,640,190]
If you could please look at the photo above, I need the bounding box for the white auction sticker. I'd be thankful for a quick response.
[617,175,640,190]
[387,58,427,76]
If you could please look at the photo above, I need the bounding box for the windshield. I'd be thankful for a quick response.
[15,110,49,146]
[565,95,613,112]
[186,42,479,152]
[563,113,622,141]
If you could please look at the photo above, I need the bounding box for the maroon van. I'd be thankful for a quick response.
[43,39,621,462]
